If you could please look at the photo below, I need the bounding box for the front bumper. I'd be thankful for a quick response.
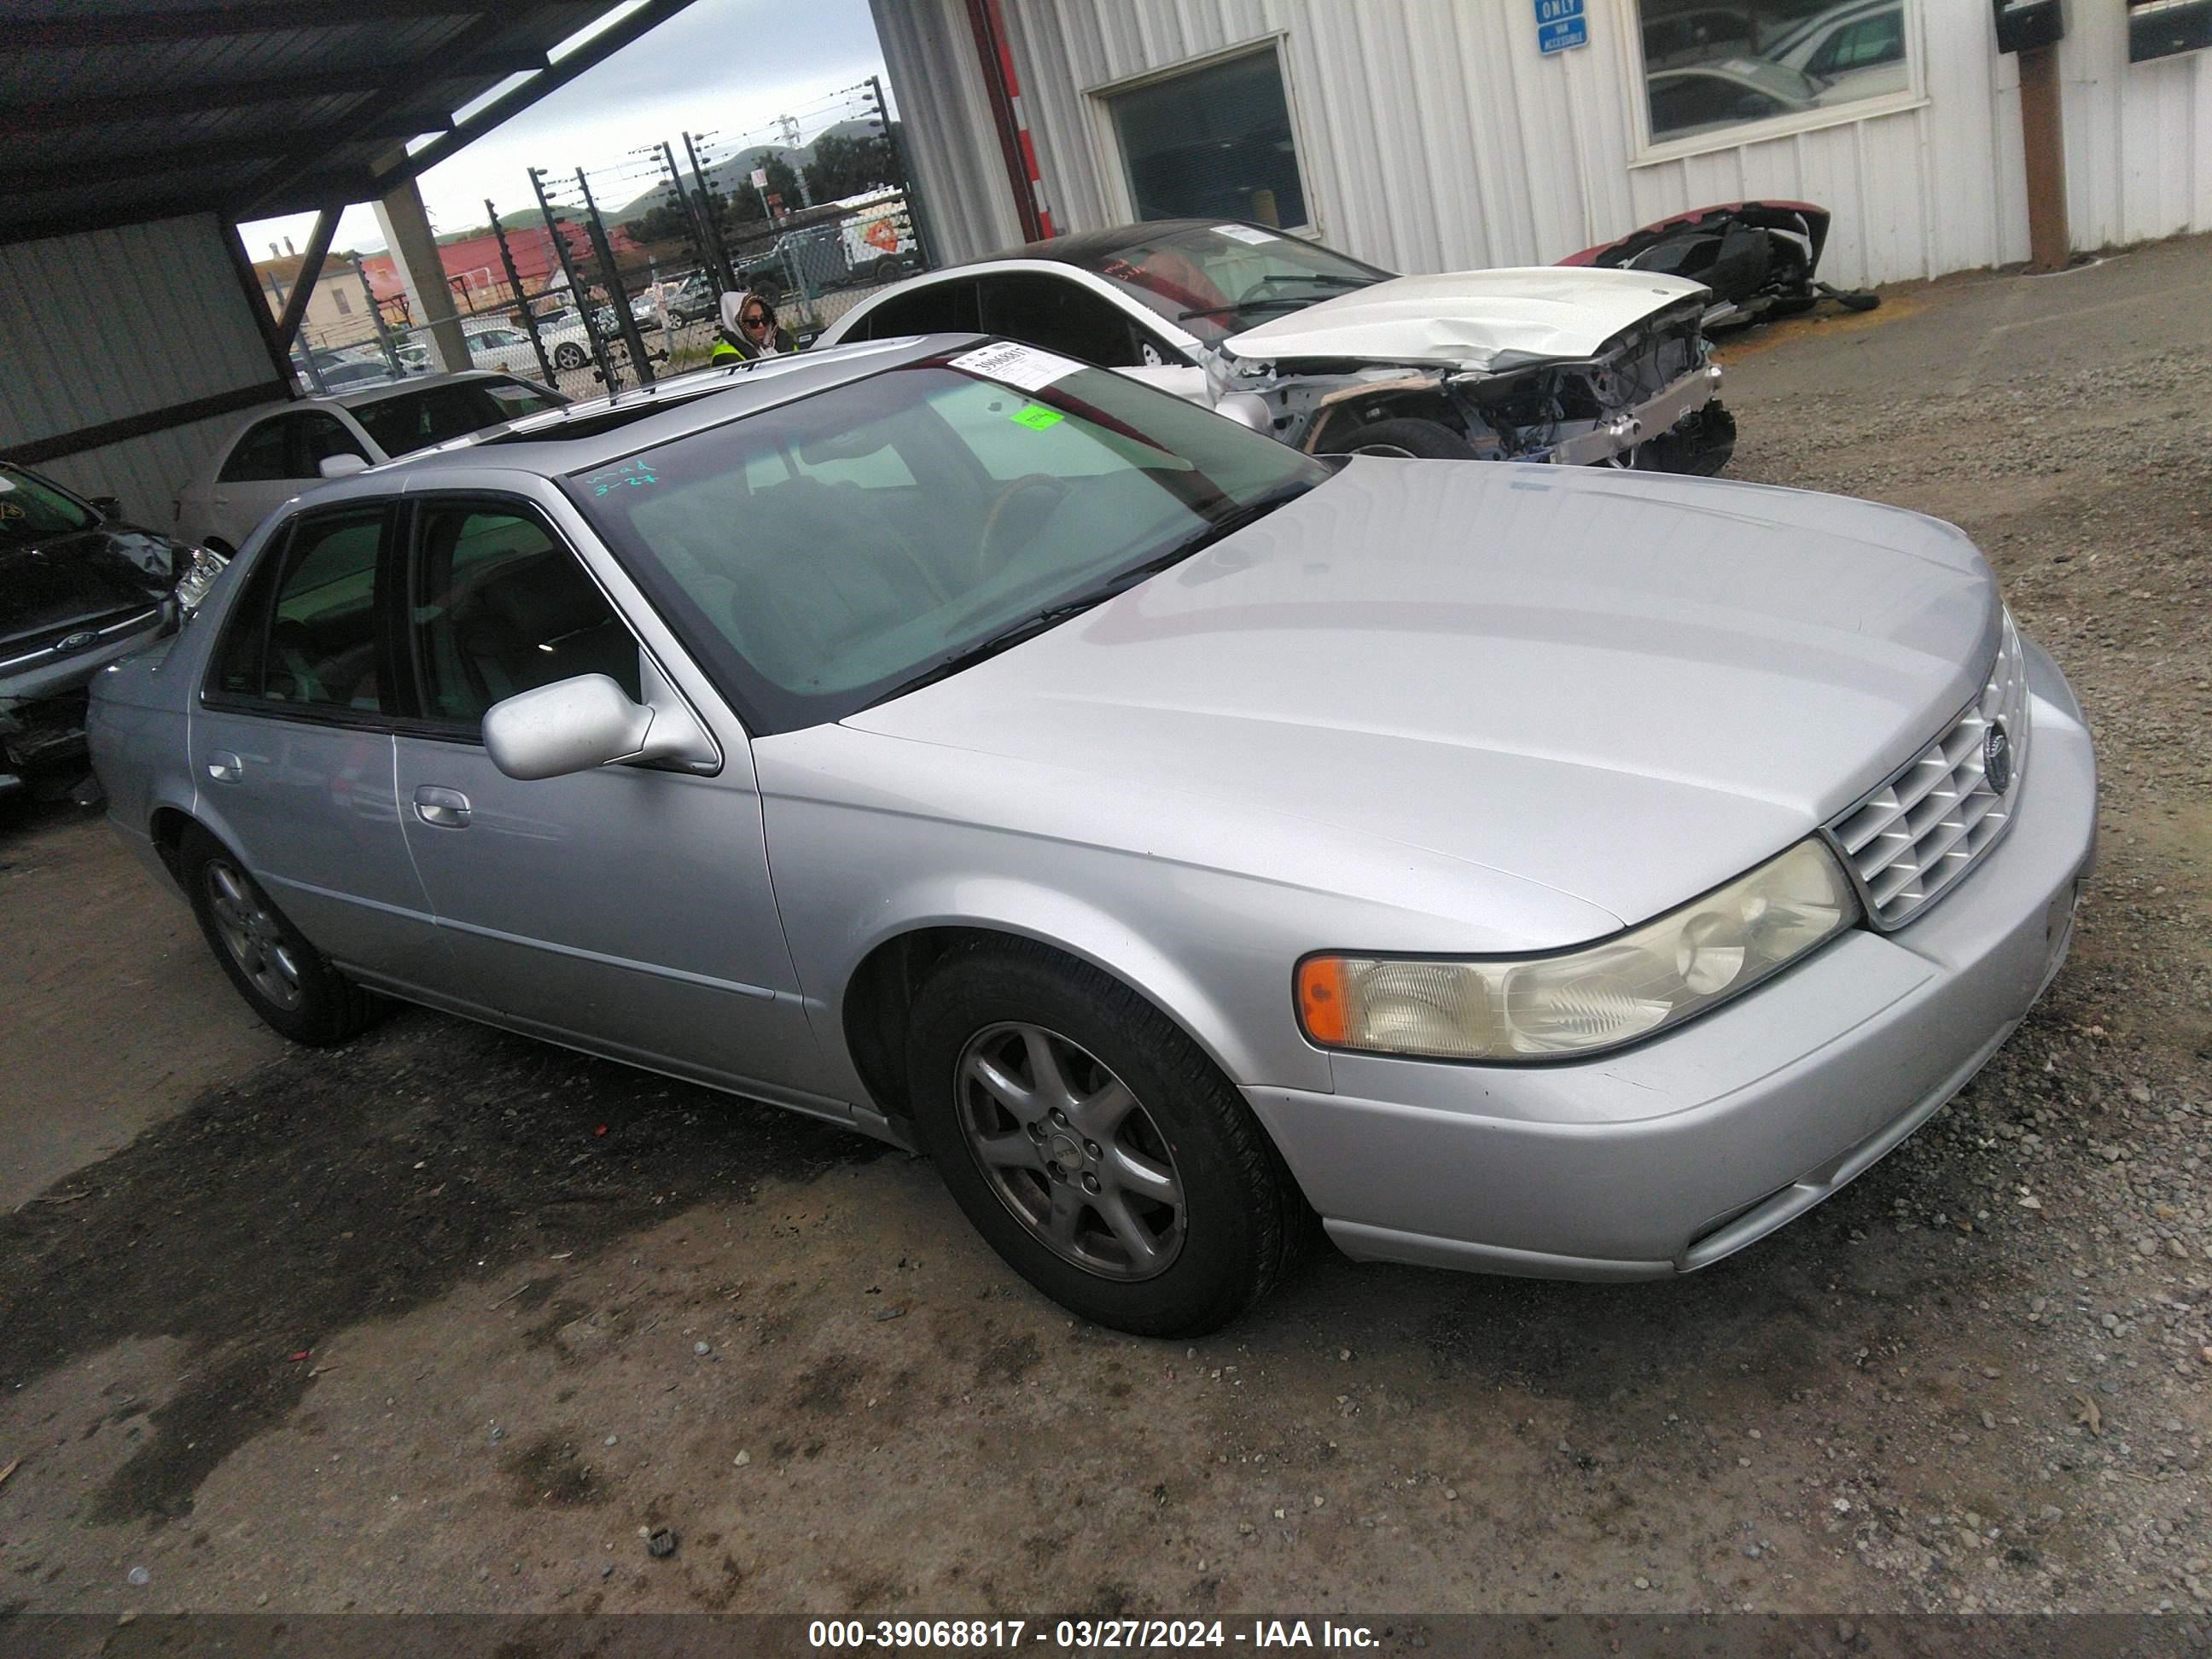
[1545,363,1726,466]
[1246,638,2097,1280]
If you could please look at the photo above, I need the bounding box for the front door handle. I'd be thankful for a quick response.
[412,785,471,829]
[206,750,242,783]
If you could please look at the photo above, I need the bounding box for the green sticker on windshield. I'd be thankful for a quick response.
[1010,404,1064,431]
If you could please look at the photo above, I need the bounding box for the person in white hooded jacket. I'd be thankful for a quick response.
[710,290,795,364]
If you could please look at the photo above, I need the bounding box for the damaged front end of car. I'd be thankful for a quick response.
[1211,293,1736,474]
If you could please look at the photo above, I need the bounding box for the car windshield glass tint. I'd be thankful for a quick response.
[567,356,1326,733]
[0,463,96,548]
[1086,224,1391,346]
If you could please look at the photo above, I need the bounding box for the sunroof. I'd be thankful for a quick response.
[478,381,734,445]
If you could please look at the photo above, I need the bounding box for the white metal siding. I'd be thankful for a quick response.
[879,0,2212,287]
[870,0,1028,264]
[0,212,276,528]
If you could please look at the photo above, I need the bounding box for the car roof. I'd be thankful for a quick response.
[334,334,965,483]
[982,218,1240,266]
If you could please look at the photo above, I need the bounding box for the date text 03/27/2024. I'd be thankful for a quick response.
[806,1619,1380,1650]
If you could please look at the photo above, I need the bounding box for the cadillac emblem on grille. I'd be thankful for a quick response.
[1984,722,2012,795]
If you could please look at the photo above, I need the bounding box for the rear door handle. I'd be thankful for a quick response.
[206,750,242,783]
[412,785,471,829]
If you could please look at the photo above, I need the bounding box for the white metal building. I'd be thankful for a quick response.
[873,0,2212,288]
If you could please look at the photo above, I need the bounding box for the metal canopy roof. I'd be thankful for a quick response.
[0,1,698,245]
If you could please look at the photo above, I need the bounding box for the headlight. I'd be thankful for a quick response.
[172,544,228,614]
[1296,839,1860,1062]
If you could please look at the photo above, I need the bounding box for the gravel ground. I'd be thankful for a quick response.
[0,235,2207,1621]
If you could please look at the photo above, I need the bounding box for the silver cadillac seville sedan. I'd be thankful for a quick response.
[88,334,2096,1336]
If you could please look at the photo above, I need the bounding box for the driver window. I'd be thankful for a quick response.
[410,503,641,729]
[978,275,1144,368]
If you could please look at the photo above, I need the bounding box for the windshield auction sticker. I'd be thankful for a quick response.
[1213,223,1281,245]
[950,342,1082,393]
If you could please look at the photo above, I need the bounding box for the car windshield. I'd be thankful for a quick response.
[567,349,1328,733]
[350,379,565,455]
[0,463,97,548]
[1080,223,1394,346]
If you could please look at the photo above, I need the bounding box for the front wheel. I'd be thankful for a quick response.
[748,278,783,309]
[1318,416,1481,460]
[552,342,585,370]
[178,825,381,1046]
[905,942,1303,1336]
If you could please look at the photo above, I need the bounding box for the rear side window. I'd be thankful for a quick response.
[408,503,640,731]
[351,383,537,457]
[208,509,390,713]
[220,417,294,482]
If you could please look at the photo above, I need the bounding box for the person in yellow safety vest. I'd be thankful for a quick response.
[708,290,795,364]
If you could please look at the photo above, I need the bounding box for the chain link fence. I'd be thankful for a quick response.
[282,84,932,405]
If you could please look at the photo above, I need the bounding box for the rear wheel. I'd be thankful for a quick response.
[749,277,783,309]
[871,255,901,283]
[552,341,585,370]
[178,824,381,1046]
[1319,416,1480,460]
[905,941,1302,1336]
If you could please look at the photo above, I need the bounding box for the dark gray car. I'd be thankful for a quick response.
[88,336,2096,1335]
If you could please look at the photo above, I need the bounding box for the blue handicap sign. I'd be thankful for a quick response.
[1535,0,1587,54]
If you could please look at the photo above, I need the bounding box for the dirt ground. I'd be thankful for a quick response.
[3,235,2209,1621]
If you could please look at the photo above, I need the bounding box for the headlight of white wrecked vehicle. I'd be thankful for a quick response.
[172,545,229,614]
[1297,840,1860,1062]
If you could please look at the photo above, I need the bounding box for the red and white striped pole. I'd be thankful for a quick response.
[966,0,1055,241]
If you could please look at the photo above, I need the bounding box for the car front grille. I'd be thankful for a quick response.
[1826,613,2030,930]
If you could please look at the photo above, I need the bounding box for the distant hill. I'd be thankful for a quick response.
[607,121,885,222]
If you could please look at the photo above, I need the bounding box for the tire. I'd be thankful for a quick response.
[749,278,783,309]
[201,537,235,558]
[905,940,1303,1336]
[872,256,900,283]
[1318,416,1480,460]
[553,342,585,370]
[178,824,381,1046]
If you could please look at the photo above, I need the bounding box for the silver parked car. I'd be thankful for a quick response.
[89,335,2097,1336]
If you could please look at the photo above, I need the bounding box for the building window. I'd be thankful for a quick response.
[1103,46,1307,229]
[1637,1,1912,147]
[332,287,352,315]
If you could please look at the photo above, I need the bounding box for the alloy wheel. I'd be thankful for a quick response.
[204,859,305,1011]
[953,1022,1187,1281]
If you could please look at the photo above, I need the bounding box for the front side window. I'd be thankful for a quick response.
[409,504,640,730]
[210,509,388,713]
[294,412,368,472]
[1637,1,1912,145]
[220,416,296,482]
[568,355,1325,734]
[977,275,1144,368]
[1103,46,1308,230]
[847,280,982,341]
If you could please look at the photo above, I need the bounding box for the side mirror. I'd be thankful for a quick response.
[88,495,124,521]
[481,668,718,782]
[317,454,369,480]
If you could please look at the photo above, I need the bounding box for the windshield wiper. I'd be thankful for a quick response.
[859,483,1314,712]
[1177,296,1307,323]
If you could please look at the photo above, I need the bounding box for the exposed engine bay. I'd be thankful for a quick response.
[1213,295,1736,474]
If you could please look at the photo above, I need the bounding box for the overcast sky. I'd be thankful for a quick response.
[241,0,888,261]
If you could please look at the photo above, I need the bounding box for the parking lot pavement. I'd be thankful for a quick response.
[2,235,2208,1618]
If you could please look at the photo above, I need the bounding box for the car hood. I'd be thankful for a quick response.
[842,460,2000,932]
[0,526,178,643]
[1223,267,1710,370]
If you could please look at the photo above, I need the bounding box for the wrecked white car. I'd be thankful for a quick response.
[821,218,1735,473]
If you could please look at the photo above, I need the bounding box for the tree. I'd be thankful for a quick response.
[804,131,899,203]
[620,202,691,244]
